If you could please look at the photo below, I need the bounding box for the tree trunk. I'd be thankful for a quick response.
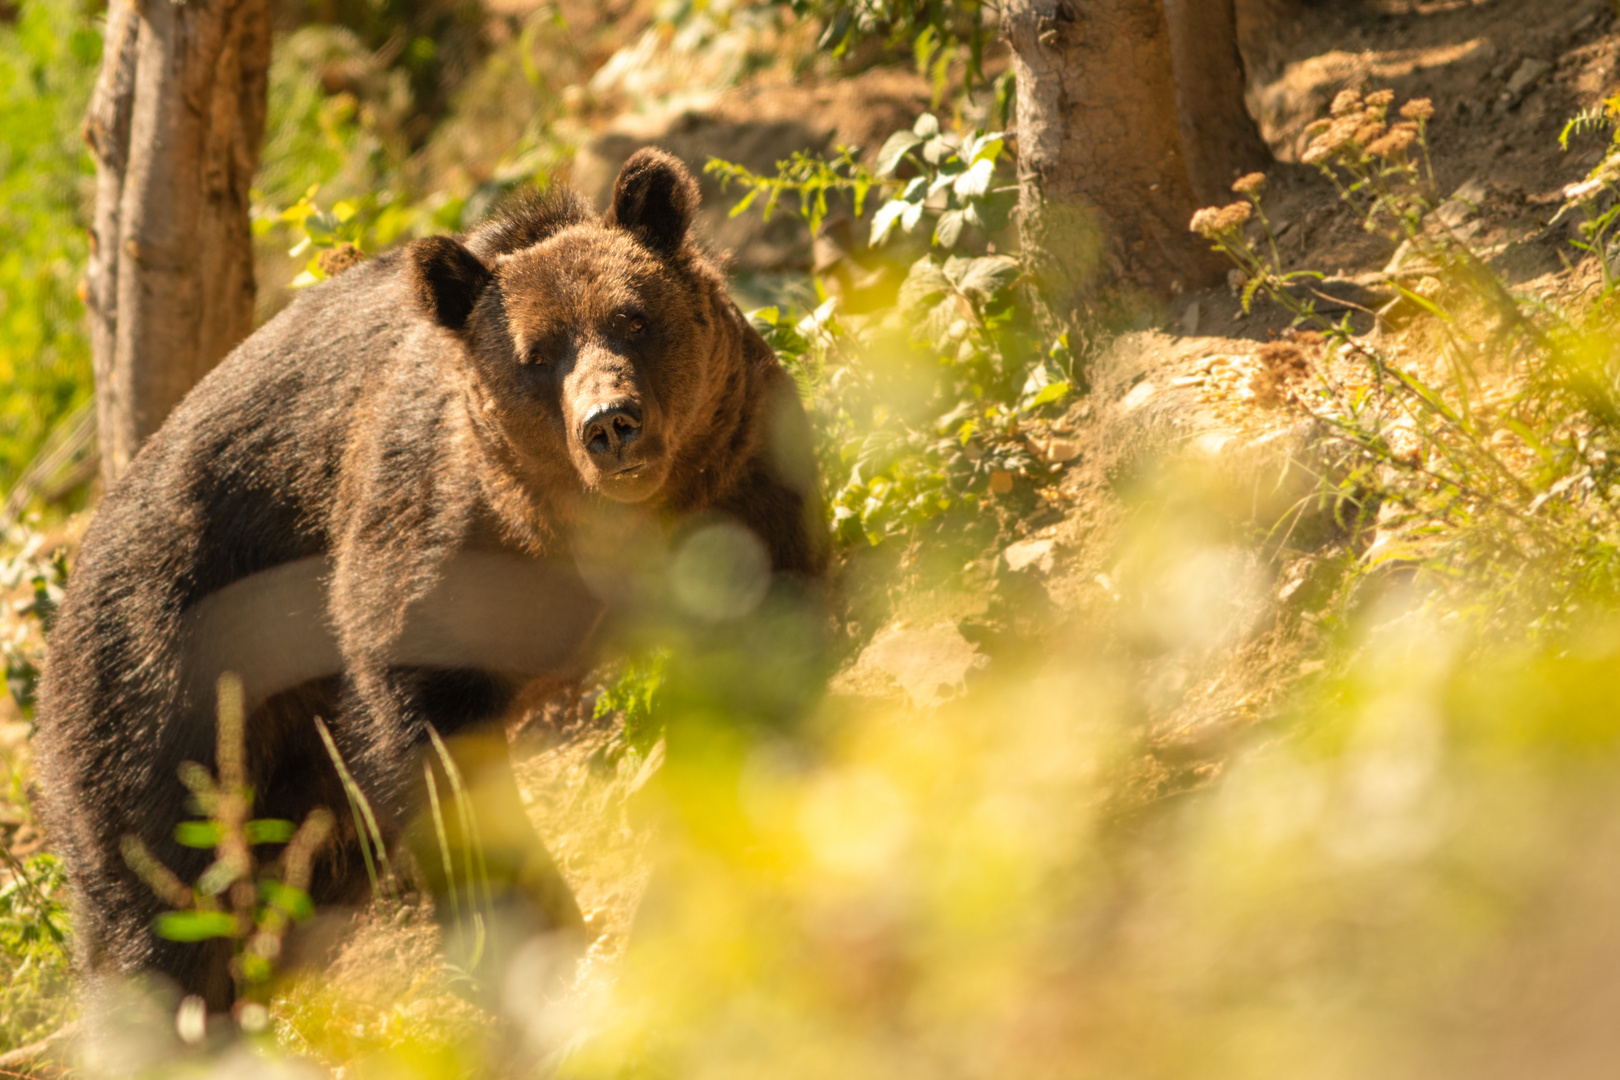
[1163,0,1272,207]
[1004,0,1225,325]
[84,0,272,486]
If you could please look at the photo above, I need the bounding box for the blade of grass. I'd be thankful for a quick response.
[313,716,397,904]
[422,760,464,951]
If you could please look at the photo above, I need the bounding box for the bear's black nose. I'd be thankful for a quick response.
[581,402,643,457]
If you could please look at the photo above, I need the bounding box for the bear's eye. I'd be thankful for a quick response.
[621,312,646,336]
[524,345,548,366]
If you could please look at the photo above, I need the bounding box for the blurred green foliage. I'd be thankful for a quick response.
[274,0,489,142]
[0,851,71,1053]
[1203,88,1620,623]
[121,676,332,1012]
[0,0,99,494]
[712,112,1067,548]
[0,535,66,720]
[595,651,670,757]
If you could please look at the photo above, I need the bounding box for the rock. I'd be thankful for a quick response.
[1003,538,1056,574]
[1501,57,1553,108]
[1122,381,1157,413]
[853,622,988,709]
[1191,430,1237,457]
[1037,437,1082,464]
[1435,177,1487,228]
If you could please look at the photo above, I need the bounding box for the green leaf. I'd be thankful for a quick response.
[913,23,940,75]
[917,296,959,350]
[259,880,316,921]
[1028,381,1072,409]
[797,297,838,338]
[1504,418,1555,464]
[871,199,909,247]
[913,113,941,139]
[933,209,966,249]
[953,158,995,198]
[246,819,297,845]
[898,258,951,310]
[728,186,761,219]
[900,200,925,234]
[874,130,923,177]
[175,821,222,849]
[239,952,273,985]
[154,910,238,942]
[965,191,1013,233]
[967,133,1006,164]
[945,255,1020,301]
[304,211,338,240]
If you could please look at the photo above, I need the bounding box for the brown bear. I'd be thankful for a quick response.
[32,148,827,1013]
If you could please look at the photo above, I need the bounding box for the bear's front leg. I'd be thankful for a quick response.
[336,661,587,1004]
[402,715,585,977]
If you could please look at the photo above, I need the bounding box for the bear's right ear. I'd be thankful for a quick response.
[605,147,699,257]
[407,236,493,333]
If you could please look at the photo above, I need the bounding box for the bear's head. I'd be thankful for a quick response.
[407,149,735,507]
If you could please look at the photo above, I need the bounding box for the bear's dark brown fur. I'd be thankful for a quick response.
[33,149,826,1010]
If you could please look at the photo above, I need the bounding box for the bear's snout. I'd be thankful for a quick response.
[569,390,666,502]
[579,401,643,459]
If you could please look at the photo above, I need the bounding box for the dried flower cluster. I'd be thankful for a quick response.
[1366,125,1418,160]
[1330,88,1364,118]
[1189,200,1254,239]
[1232,172,1268,196]
[1300,90,1433,166]
[1400,97,1435,122]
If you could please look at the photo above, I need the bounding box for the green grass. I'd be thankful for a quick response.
[0,851,72,1053]
[0,0,100,496]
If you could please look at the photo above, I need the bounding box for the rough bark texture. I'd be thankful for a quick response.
[84,0,272,485]
[1164,0,1272,206]
[1005,0,1225,320]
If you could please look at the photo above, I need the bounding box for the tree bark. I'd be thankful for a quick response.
[1163,0,1272,207]
[1004,0,1225,324]
[84,0,272,485]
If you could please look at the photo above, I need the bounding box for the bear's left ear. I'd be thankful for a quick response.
[605,147,699,257]
[407,236,493,333]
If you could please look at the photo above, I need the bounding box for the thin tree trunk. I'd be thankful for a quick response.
[1163,0,1272,206]
[1004,0,1224,326]
[83,0,140,486]
[84,0,272,485]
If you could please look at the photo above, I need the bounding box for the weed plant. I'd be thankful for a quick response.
[709,112,1072,549]
[119,676,334,1026]
[1192,88,1620,629]
[0,851,71,1053]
